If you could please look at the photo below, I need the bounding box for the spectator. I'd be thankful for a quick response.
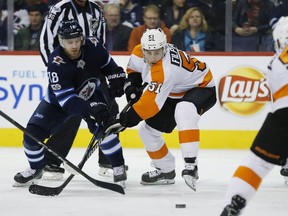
[14,4,45,50]
[171,7,207,52]
[127,4,171,52]
[0,0,29,50]
[136,0,166,20]
[188,0,226,51]
[103,2,132,51]
[232,0,274,51]
[24,0,49,15]
[164,0,189,36]
[118,0,143,27]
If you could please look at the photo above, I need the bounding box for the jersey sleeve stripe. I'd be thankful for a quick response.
[273,83,288,102]
[199,70,214,87]
[133,62,165,119]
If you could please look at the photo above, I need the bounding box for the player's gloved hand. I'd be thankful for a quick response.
[88,101,109,124]
[123,80,141,104]
[104,113,127,134]
[104,107,142,134]
[109,78,125,98]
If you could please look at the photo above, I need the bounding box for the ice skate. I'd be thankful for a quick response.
[99,163,129,178]
[141,168,175,185]
[13,168,43,187]
[182,157,199,191]
[113,165,127,188]
[42,164,65,180]
[220,195,246,216]
[98,163,113,177]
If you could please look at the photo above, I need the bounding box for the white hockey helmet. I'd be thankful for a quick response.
[141,28,167,52]
[273,16,288,51]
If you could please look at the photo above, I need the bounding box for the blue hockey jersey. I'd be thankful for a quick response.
[44,36,125,117]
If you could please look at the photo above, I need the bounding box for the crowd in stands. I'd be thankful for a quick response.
[0,0,287,52]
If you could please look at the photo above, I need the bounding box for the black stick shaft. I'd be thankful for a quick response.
[0,110,124,195]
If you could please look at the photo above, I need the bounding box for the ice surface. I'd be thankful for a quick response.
[0,148,287,216]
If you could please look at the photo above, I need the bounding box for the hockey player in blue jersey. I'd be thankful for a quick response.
[13,19,127,187]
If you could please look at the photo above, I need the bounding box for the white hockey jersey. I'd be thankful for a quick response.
[267,45,288,112]
[126,44,215,120]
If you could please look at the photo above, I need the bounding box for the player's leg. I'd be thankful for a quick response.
[97,132,127,187]
[220,108,288,216]
[140,98,178,185]
[176,87,216,190]
[139,123,176,185]
[43,115,81,180]
[98,98,118,176]
[14,100,58,186]
[96,77,129,177]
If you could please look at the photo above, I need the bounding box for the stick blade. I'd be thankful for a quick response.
[29,184,63,196]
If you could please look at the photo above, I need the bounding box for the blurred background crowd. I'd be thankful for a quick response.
[0,0,287,52]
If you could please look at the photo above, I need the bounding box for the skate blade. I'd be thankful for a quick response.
[98,167,113,177]
[183,175,197,191]
[140,179,175,185]
[42,172,64,180]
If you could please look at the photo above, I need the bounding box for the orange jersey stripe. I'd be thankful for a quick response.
[147,143,168,159]
[179,129,199,143]
[133,91,159,119]
[273,83,288,102]
[133,60,165,119]
[233,166,262,190]
[169,91,187,97]
[199,70,213,87]
[126,68,135,75]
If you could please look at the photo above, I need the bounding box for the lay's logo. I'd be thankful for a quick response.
[218,66,271,116]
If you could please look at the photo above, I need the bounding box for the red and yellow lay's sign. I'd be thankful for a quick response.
[218,66,271,116]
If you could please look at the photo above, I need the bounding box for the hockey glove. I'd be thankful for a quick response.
[109,78,125,97]
[107,70,126,98]
[87,101,109,124]
[104,107,142,134]
[124,80,141,104]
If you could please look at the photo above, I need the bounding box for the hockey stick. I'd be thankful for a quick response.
[0,110,125,195]
[28,92,141,196]
[29,126,100,196]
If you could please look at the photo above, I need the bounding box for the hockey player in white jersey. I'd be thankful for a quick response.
[220,16,288,216]
[106,28,216,191]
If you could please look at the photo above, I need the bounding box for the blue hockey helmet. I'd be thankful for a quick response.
[58,19,83,40]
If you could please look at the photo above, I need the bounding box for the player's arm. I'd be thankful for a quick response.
[39,5,63,66]
[92,42,126,97]
[124,44,145,103]
[47,62,106,123]
[92,2,106,45]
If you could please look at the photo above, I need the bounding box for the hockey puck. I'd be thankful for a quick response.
[175,204,186,208]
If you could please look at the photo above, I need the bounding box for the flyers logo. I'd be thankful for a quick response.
[218,66,271,116]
